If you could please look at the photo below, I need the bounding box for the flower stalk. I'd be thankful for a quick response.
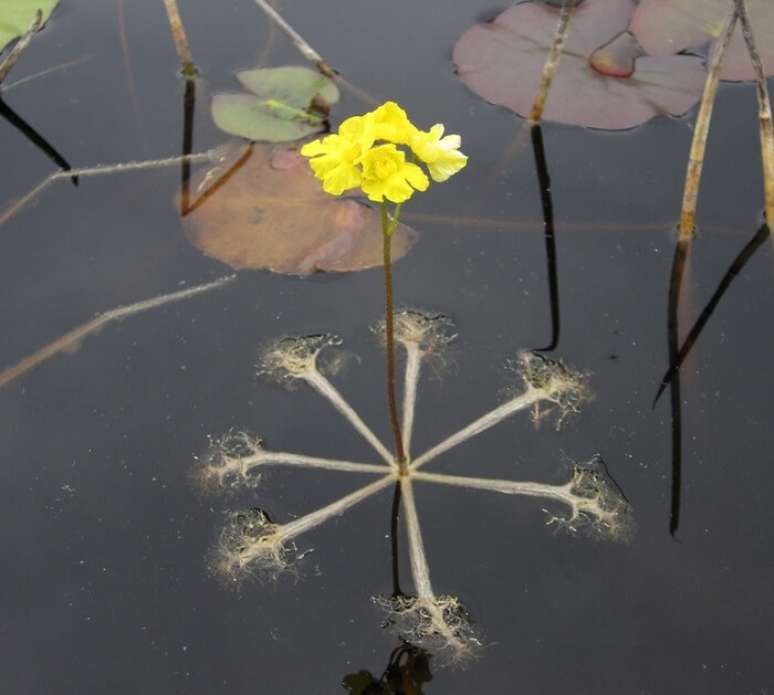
[381,202,408,470]
[301,101,468,473]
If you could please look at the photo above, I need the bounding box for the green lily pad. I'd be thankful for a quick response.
[0,0,59,53]
[211,65,340,142]
[237,65,339,106]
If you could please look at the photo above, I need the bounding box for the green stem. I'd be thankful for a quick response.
[381,202,407,471]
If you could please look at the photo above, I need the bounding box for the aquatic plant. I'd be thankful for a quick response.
[211,66,340,142]
[199,312,633,662]
[301,103,467,471]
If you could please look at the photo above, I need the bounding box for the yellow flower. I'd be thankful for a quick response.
[300,114,374,195]
[409,124,468,182]
[359,144,429,203]
[370,101,417,145]
[301,101,467,199]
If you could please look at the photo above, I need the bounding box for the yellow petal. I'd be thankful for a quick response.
[383,177,414,203]
[403,162,430,191]
[300,139,325,157]
[323,163,362,196]
[427,150,467,183]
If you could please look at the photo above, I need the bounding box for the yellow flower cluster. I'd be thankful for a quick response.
[301,101,467,204]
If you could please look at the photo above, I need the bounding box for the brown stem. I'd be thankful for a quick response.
[679,10,737,240]
[528,0,573,126]
[381,203,406,470]
[0,10,42,84]
[162,0,196,77]
[734,0,774,224]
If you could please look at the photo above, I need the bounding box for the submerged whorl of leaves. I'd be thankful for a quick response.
[513,351,591,427]
[258,333,342,387]
[198,311,633,666]
[374,594,482,665]
[550,456,634,542]
[373,309,457,352]
[196,431,264,492]
[213,507,295,585]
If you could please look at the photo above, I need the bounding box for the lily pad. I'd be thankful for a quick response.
[179,143,416,275]
[630,0,774,81]
[452,0,706,130]
[211,65,340,142]
[0,0,59,53]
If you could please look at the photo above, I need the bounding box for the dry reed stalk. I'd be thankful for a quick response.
[734,0,774,226]
[0,151,215,228]
[679,11,737,240]
[162,0,196,76]
[253,0,381,105]
[253,0,334,77]
[3,54,91,91]
[0,275,236,389]
[528,1,573,126]
[0,11,43,84]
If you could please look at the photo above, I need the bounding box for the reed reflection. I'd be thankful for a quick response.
[657,223,770,536]
[530,124,560,352]
[0,97,76,185]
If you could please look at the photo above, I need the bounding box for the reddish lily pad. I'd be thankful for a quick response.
[630,0,774,82]
[453,0,706,130]
[179,143,417,275]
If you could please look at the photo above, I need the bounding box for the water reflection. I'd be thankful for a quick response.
[655,223,771,404]
[656,223,770,536]
[179,75,196,214]
[0,96,76,184]
[389,481,406,599]
[340,483,434,694]
[530,124,560,352]
[665,238,689,537]
[342,642,433,695]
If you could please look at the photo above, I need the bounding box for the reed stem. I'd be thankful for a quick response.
[0,274,236,389]
[528,0,573,126]
[253,0,334,77]
[679,10,737,240]
[0,10,42,84]
[734,0,774,226]
[161,0,196,77]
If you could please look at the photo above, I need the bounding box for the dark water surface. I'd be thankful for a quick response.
[1,1,773,693]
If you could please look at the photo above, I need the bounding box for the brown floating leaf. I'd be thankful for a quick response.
[453,0,706,130]
[179,143,417,275]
